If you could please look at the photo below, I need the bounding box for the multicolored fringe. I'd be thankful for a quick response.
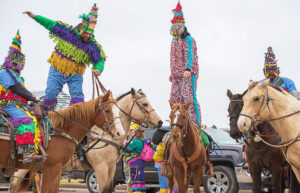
[43,98,57,111]
[49,21,106,64]
[132,183,146,193]
[70,98,84,105]
[144,138,157,150]
[48,50,86,76]
[34,172,42,193]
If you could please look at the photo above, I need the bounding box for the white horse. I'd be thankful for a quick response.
[10,88,162,193]
[238,79,300,183]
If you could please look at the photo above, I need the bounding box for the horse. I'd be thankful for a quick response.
[83,88,162,193]
[237,79,300,183]
[167,101,206,193]
[3,91,125,193]
[10,88,162,193]
[227,89,287,193]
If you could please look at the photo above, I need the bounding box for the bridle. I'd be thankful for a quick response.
[117,93,157,128]
[170,109,191,139]
[239,87,274,131]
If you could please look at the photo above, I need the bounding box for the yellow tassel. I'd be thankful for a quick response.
[47,51,86,76]
[0,84,7,92]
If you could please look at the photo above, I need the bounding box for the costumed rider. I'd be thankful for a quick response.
[0,31,44,163]
[23,3,106,110]
[261,47,300,100]
[169,2,211,162]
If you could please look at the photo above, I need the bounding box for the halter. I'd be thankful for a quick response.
[117,94,156,128]
[170,108,191,138]
[239,87,274,131]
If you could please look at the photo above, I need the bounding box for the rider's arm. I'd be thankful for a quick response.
[184,36,194,72]
[34,15,57,31]
[92,59,104,73]
[8,84,37,102]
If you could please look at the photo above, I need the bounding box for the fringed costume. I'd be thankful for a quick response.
[31,4,106,110]
[0,31,42,157]
[261,47,300,100]
[169,2,201,124]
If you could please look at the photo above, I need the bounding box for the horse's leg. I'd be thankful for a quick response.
[9,169,32,193]
[291,166,300,183]
[173,168,185,193]
[249,164,262,193]
[289,167,300,193]
[167,176,174,193]
[94,163,109,193]
[41,164,62,193]
[270,164,283,193]
[192,166,204,193]
[106,164,116,193]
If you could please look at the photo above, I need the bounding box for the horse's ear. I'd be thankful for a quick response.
[227,89,233,100]
[130,88,136,96]
[169,100,174,109]
[260,79,269,89]
[248,80,255,87]
[101,91,111,103]
[183,101,191,110]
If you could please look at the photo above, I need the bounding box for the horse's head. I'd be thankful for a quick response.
[227,89,244,140]
[118,88,163,129]
[238,79,270,133]
[95,90,125,138]
[169,101,191,142]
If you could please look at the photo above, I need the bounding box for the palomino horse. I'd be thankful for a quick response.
[238,80,300,183]
[10,88,162,193]
[84,88,162,193]
[168,101,206,193]
[227,89,287,193]
[4,91,125,193]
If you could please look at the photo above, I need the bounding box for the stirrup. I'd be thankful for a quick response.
[20,154,43,164]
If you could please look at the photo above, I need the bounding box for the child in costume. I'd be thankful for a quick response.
[261,47,300,100]
[0,31,43,163]
[23,3,106,110]
[169,2,201,125]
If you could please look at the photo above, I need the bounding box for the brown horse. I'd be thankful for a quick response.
[168,101,206,193]
[227,89,289,193]
[0,91,125,193]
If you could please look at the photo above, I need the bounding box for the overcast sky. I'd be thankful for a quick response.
[1,0,300,128]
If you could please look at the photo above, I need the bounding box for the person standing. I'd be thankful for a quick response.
[169,2,201,125]
[23,3,106,110]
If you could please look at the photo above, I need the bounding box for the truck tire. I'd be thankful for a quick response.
[203,165,239,193]
[86,170,99,193]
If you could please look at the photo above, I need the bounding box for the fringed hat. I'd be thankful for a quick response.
[130,122,140,132]
[171,2,185,24]
[79,3,98,35]
[3,30,25,72]
[264,47,279,77]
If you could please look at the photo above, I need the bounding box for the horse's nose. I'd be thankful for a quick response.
[237,117,249,132]
[157,120,163,128]
[116,132,120,136]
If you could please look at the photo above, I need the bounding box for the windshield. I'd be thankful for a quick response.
[205,128,237,145]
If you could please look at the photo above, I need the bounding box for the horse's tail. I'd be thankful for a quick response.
[289,167,300,193]
[9,169,34,193]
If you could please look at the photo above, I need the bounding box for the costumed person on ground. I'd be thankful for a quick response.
[152,126,171,193]
[23,3,106,110]
[261,47,300,100]
[122,124,156,193]
[0,31,43,163]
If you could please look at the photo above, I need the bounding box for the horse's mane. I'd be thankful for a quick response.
[116,89,146,101]
[48,98,99,130]
[248,81,284,94]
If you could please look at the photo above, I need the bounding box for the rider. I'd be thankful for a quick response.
[0,31,43,163]
[261,47,300,100]
[23,3,106,110]
[169,2,201,126]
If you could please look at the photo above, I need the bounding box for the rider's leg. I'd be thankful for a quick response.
[67,73,84,105]
[2,105,42,160]
[170,77,181,104]
[43,66,66,110]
